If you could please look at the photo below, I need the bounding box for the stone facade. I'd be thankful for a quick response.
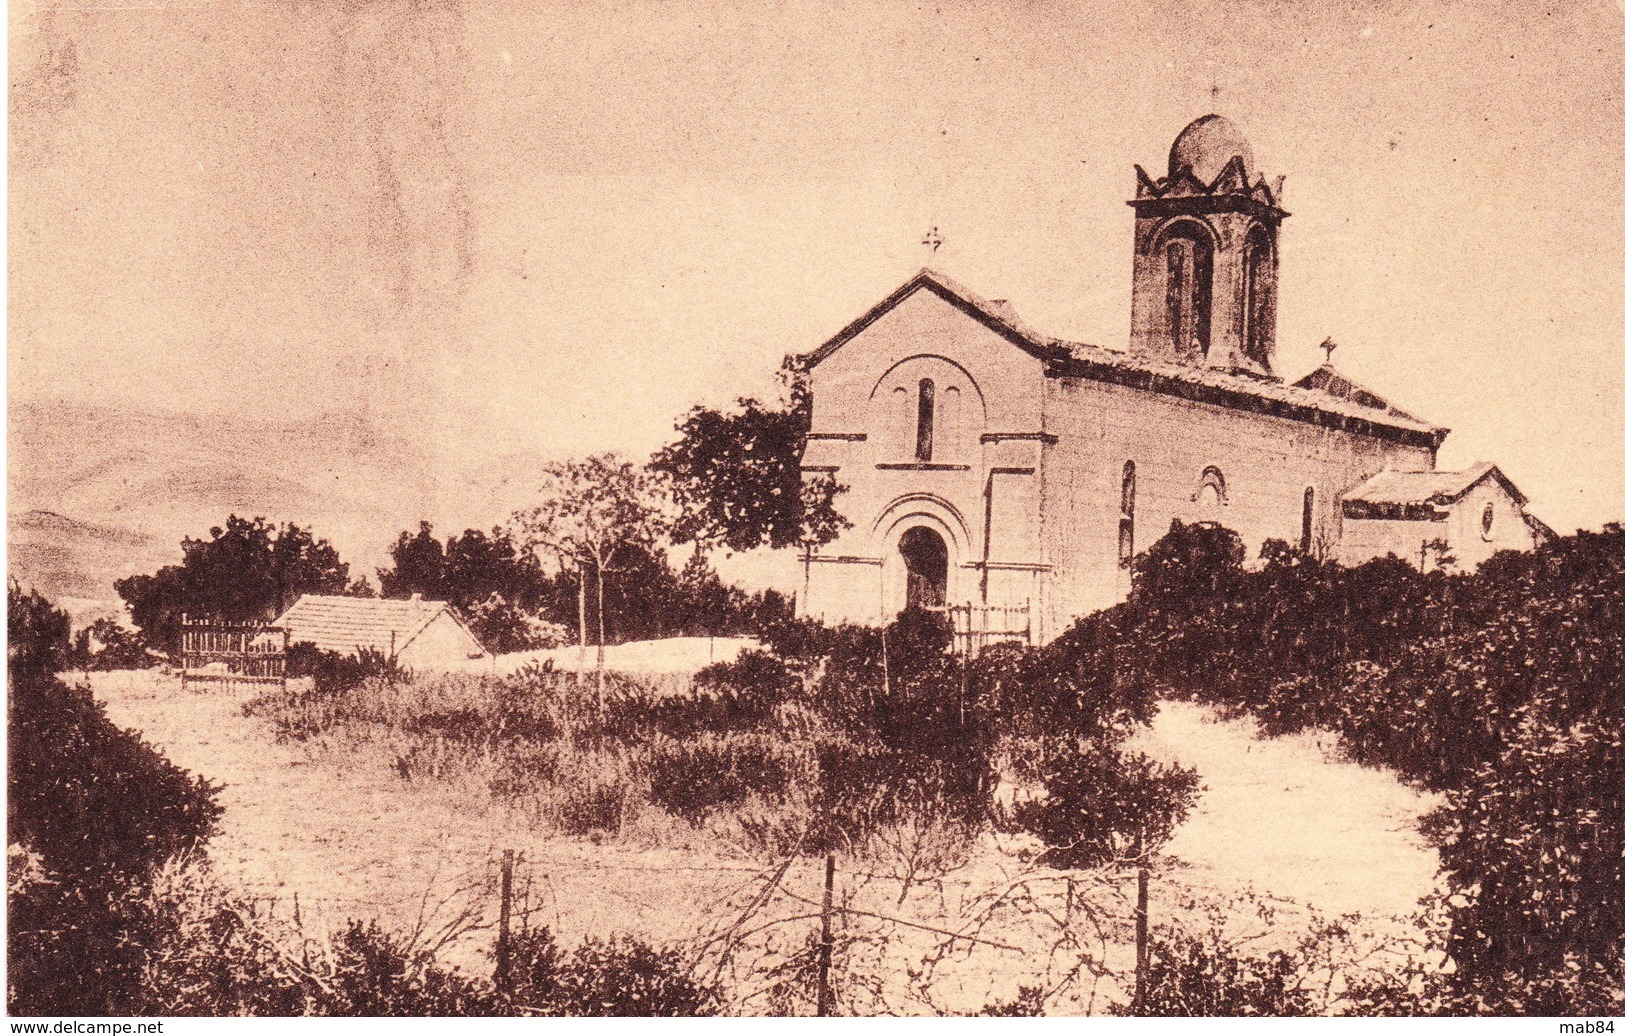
[796,117,1544,640]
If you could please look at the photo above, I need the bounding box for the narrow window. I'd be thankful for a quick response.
[1244,226,1272,364]
[1300,487,1316,553]
[1119,461,1137,568]
[915,378,935,462]
[1195,466,1227,511]
[1482,502,1495,540]
[1165,240,1187,353]
[1164,224,1214,358]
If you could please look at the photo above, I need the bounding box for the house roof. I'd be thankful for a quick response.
[802,269,1448,450]
[1341,463,1529,518]
[273,594,480,658]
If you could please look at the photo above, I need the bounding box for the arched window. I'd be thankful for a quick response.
[1482,502,1496,541]
[1300,487,1316,553]
[915,379,936,461]
[1242,225,1272,364]
[1119,461,1137,569]
[1163,223,1214,358]
[1195,466,1227,510]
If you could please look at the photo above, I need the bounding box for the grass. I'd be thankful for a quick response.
[242,662,871,854]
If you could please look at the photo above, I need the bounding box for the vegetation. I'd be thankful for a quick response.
[1075,518,1625,1013]
[68,617,156,671]
[244,606,1195,870]
[650,355,848,554]
[115,515,366,653]
[511,454,668,693]
[8,583,223,1014]
[377,523,558,653]
[9,582,723,1016]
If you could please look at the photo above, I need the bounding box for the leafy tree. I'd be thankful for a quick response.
[68,617,154,671]
[115,516,360,652]
[377,523,557,652]
[8,580,70,676]
[512,455,667,699]
[651,356,848,554]
[378,521,447,601]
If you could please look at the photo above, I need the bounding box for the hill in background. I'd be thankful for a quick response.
[8,400,500,622]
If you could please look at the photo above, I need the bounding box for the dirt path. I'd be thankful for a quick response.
[1134,700,1442,920]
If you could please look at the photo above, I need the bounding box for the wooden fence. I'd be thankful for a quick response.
[934,602,1032,656]
[179,617,289,691]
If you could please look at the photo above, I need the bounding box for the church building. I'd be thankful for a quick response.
[796,115,1548,643]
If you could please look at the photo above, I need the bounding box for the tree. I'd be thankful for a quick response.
[650,356,848,556]
[378,521,447,600]
[511,455,666,700]
[115,516,359,653]
[376,523,557,651]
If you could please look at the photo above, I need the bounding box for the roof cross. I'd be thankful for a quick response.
[922,226,943,254]
[1319,337,1339,365]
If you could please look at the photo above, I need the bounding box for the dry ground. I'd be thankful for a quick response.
[85,651,1443,1011]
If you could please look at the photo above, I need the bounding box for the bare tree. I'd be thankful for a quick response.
[512,454,667,704]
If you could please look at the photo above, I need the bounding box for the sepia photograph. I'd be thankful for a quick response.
[7,0,1624,1021]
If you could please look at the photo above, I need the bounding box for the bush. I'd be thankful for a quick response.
[1118,928,1317,1017]
[320,920,492,1017]
[1094,519,1625,1005]
[68,618,156,671]
[645,733,798,823]
[284,644,402,694]
[1008,746,1200,868]
[504,927,718,1016]
[8,589,223,1014]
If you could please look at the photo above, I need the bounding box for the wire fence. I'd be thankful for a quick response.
[200,838,1386,1017]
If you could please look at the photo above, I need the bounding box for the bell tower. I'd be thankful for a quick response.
[1128,115,1288,376]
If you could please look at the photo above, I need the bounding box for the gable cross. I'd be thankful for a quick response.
[1319,337,1339,365]
[922,226,944,254]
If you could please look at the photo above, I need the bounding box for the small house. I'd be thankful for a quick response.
[274,593,485,669]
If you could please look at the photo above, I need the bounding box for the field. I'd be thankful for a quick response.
[87,641,1442,1014]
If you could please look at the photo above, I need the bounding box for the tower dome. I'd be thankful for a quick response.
[1168,114,1254,185]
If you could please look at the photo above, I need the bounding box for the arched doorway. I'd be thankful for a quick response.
[898,526,948,610]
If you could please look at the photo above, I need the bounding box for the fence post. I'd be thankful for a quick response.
[1133,830,1150,1010]
[496,849,515,998]
[816,854,835,1016]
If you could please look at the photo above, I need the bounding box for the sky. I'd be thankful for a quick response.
[10,0,1625,537]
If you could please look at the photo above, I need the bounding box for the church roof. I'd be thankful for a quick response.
[1342,463,1528,510]
[803,268,1448,450]
[273,593,481,658]
[1169,114,1255,186]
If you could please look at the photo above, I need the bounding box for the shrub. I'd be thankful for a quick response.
[644,733,798,823]
[8,590,223,1014]
[68,618,155,671]
[319,920,492,1017]
[503,927,719,1016]
[1118,928,1317,1017]
[1007,746,1200,868]
[284,644,402,695]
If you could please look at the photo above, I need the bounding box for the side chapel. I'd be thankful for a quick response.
[796,115,1550,642]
